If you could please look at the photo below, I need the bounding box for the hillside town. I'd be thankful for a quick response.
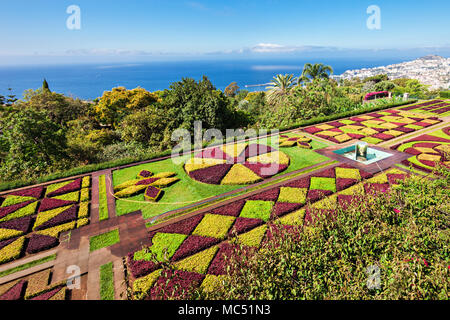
[334,55,450,90]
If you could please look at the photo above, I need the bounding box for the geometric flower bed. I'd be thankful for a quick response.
[0,268,68,300]
[114,170,180,202]
[301,108,442,144]
[279,134,312,149]
[127,164,410,300]
[185,143,290,185]
[399,99,450,116]
[0,175,91,265]
[391,126,450,172]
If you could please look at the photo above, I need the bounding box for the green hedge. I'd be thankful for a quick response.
[0,99,416,193]
[439,91,450,99]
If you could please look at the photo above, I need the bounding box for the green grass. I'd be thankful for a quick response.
[0,254,56,278]
[99,262,115,300]
[113,137,329,219]
[90,229,120,252]
[98,175,109,221]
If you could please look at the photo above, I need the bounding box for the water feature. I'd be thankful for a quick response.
[333,144,393,165]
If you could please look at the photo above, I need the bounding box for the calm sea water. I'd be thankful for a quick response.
[0,58,404,100]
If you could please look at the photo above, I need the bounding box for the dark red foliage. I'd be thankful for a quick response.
[307,189,333,203]
[240,144,275,159]
[157,214,204,235]
[39,198,76,212]
[285,177,310,189]
[347,133,366,139]
[244,162,287,178]
[372,133,394,141]
[139,170,153,178]
[210,200,246,217]
[0,238,17,250]
[390,122,408,127]
[359,169,373,180]
[372,128,388,133]
[441,126,450,136]
[434,106,450,114]
[403,148,421,156]
[263,224,298,245]
[413,142,440,148]
[149,270,205,300]
[0,201,34,220]
[349,117,367,122]
[0,280,26,300]
[364,183,390,195]
[0,216,32,233]
[336,178,358,192]
[406,134,450,143]
[194,147,231,161]
[26,234,59,254]
[46,178,82,198]
[394,126,415,133]
[228,217,264,236]
[411,122,431,128]
[29,287,63,300]
[145,186,162,200]
[418,159,438,167]
[365,113,384,117]
[326,121,346,128]
[303,127,323,134]
[387,173,406,185]
[272,202,304,218]
[35,206,77,231]
[136,178,159,186]
[313,168,336,178]
[248,188,280,201]
[8,186,44,199]
[316,134,339,143]
[207,243,241,276]
[171,235,220,262]
[127,251,160,278]
[337,195,358,210]
[188,164,233,184]
[304,208,336,226]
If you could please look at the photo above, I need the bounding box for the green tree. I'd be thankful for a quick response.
[266,74,296,104]
[0,110,67,180]
[6,88,17,106]
[374,80,396,92]
[0,94,5,105]
[119,105,172,149]
[18,89,89,126]
[299,63,334,84]
[95,87,159,128]
[42,78,50,92]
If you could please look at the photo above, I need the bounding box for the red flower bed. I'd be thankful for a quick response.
[413,142,440,148]
[188,164,233,184]
[149,270,205,300]
[336,178,358,192]
[210,200,246,217]
[285,177,310,189]
[194,147,230,160]
[364,183,390,195]
[8,186,44,199]
[307,189,333,203]
[406,134,450,143]
[272,202,304,218]
[26,234,59,254]
[418,159,437,167]
[144,186,162,202]
[35,206,78,231]
[434,106,450,114]
[30,287,63,300]
[348,133,366,139]
[241,144,275,158]
[372,128,388,133]
[138,170,153,178]
[228,217,264,236]
[0,280,26,300]
[0,216,32,233]
[365,113,384,117]
[391,122,408,126]
[303,127,322,134]
[326,121,346,128]
[372,133,395,141]
[46,178,82,197]
[387,174,406,185]
[313,168,336,178]
[395,127,415,133]
[337,195,358,210]
[171,235,220,262]
[127,252,160,278]
[304,208,336,226]
[403,148,421,156]
[38,198,76,212]
[156,214,204,235]
[349,117,367,122]
[248,188,280,201]
[207,243,255,276]
[136,178,159,186]
[316,134,339,143]
[0,201,34,220]
[263,224,298,245]
[244,162,287,178]
[411,122,432,128]
[0,238,17,250]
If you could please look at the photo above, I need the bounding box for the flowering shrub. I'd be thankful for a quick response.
[0,201,34,220]
[0,202,38,223]
[133,269,162,300]
[157,214,204,235]
[35,206,77,231]
[188,164,233,185]
[138,170,153,178]
[0,281,26,300]
[81,176,91,188]
[128,251,160,278]
[0,228,23,241]
[149,269,205,300]
[8,186,44,199]
[144,186,162,202]
[46,178,82,198]
[228,217,264,236]
[39,198,75,212]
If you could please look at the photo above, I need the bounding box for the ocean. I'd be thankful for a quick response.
[0,58,405,100]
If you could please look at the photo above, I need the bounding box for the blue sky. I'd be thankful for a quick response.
[0,0,449,64]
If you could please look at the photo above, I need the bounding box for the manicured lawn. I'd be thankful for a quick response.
[90,229,120,252]
[100,262,115,300]
[98,175,109,221]
[113,137,330,219]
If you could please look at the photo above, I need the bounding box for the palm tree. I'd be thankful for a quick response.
[298,63,334,84]
[266,74,297,104]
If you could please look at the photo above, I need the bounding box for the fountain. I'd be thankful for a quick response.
[333,143,393,165]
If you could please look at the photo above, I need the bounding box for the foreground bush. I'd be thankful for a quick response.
[199,167,449,300]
